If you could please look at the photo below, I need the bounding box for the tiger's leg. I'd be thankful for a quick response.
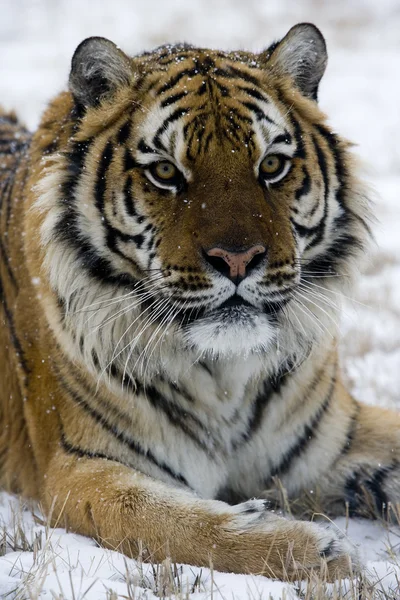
[43,451,357,580]
[314,394,400,516]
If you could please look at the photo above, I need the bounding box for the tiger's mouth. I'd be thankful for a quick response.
[217,295,254,310]
[198,293,290,327]
[179,292,282,356]
[216,293,290,318]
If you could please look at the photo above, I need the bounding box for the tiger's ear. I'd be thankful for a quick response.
[69,37,133,108]
[263,23,327,101]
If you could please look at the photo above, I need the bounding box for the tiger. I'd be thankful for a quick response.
[0,21,399,582]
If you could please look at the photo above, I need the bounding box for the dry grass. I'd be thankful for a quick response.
[0,494,399,600]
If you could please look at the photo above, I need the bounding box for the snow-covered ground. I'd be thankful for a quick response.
[0,0,399,597]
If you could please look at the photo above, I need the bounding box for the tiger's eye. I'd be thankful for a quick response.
[154,161,177,180]
[260,154,284,176]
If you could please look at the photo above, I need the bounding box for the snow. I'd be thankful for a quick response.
[1,493,400,599]
[0,0,399,597]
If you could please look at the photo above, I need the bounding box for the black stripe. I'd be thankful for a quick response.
[338,401,360,457]
[85,355,215,461]
[59,374,190,486]
[198,360,213,377]
[313,126,370,267]
[137,139,156,154]
[163,378,196,403]
[67,359,137,422]
[57,162,140,281]
[344,461,398,515]
[271,132,292,146]
[42,140,58,155]
[344,472,363,515]
[233,362,294,449]
[290,115,306,159]
[157,68,198,95]
[213,80,229,97]
[238,86,269,103]
[241,101,274,124]
[124,148,138,172]
[185,121,199,157]
[267,90,303,156]
[313,134,329,195]
[0,234,18,290]
[4,167,19,229]
[117,120,131,145]
[303,224,363,278]
[160,91,188,108]
[221,115,242,139]
[61,432,116,462]
[314,125,346,205]
[133,379,216,453]
[123,175,138,218]
[54,208,137,287]
[203,131,214,153]
[0,273,30,384]
[183,116,197,142]
[153,107,188,151]
[221,125,242,147]
[92,142,146,259]
[266,369,335,481]
[292,135,329,249]
[94,141,114,214]
[105,226,145,259]
[364,465,393,511]
[295,166,311,201]
[215,66,261,87]
[215,486,250,505]
[222,106,252,124]
[315,123,371,236]
[0,172,13,203]
[186,121,207,159]
[62,139,93,200]
[290,219,323,239]
[196,81,208,96]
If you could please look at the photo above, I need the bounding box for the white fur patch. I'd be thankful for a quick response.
[184,309,276,358]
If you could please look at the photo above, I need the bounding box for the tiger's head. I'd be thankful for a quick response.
[32,23,370,378]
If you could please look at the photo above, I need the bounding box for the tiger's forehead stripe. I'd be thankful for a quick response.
[135,64,297,169]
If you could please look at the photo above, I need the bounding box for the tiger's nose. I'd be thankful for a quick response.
[204,245,267,283]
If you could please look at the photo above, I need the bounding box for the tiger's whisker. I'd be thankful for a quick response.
[295,289,340,332]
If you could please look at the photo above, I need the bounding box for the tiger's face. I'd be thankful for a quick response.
[35,25,369,373]
[120,60,306,356]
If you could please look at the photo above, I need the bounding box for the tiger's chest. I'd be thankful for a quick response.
[101,354,305,499]
[61,348,330,502]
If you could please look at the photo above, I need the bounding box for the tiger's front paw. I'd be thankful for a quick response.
[215,499,359,580]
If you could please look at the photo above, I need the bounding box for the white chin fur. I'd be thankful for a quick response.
[184,310,276,358]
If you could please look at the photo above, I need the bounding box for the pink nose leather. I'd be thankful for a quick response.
[206,245,266,280]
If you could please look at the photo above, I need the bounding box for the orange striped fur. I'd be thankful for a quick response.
[0,24,398,580]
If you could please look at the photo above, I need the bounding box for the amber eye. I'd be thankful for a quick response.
[153,161,177,180]
[259,154,289,183]
[146,161,185,190]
